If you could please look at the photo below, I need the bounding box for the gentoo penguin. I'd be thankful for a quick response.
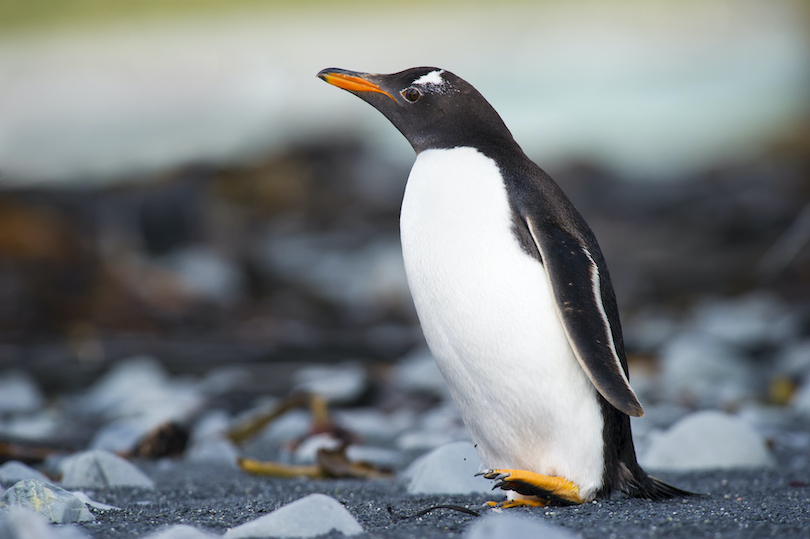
[317,67,689,506]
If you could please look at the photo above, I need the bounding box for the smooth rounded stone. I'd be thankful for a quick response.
[465,512,579,539]
[0,480,95,523]
[0,461,49,487]
[61,449,155,489]
[79,355,169,415]
[332,408,415,442]
[403,441,500,496]
[257,409,311,444]
[144,524,218,539]
[223,493,364,538]
[658,331,756,408]
[0,506,91,539]
[292,434,342,465]
[776,339,810,378]
[89,416,161,453]
[622,307,680,353]
[0,409,60,440]
[640,410,776,471]
[292,361,368,404]
[346,445,405,469]
[688,291,798,347]
[0,370,45,413]
[396,430,462,452]
[393,347,451,398]
[157,247,245,306]
[78,356,204,423]
[790,379,810,416]
[191,409,231,440]
[259,232,409,312]
[185,436,239,467]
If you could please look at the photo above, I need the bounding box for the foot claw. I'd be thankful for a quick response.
[480,468,585,505]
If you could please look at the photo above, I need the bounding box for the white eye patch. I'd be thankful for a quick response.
[413,69,446,87]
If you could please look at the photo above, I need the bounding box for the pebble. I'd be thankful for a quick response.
[392,347,451,398]
[776,339,810,378]
[640,410,775,471]
[0,370,45,413]
[0,506,91,539]
[465,512,579,539]
[688,292,798,347]
[223,493,364,538]
[157,246,245,306]
[256,409,311,444]
[403,441,500,496]
[789,380,810,416]
[185,436,239,467]
[332,408,415,442]
[61,449,155,489]
[657,332,756,408]
[143,524,218,539]
[78,356,203,422]
[0,409,59,441]
[89,416,162,454]
[0,461,50,487]
[292,361,368,404]
[0,480,95,523]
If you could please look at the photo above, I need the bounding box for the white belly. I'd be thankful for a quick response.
[400,147,604,499]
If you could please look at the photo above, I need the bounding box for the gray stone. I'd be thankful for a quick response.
[185,436,239,467]
[0,370,45,413]
[393,348,451,398]
[61,450,155,489]
[0,506,91,539]
[333,408,414,442]
[292,361,367,404]
[465,512,580,539]
[157,247,245,306]
[0,461,50,487]
[404,441,500,496]
[88,416,157,453]
[689,292,798,347]
[223,493,363,538]
[144,524,218,539]
[0,480,95,523]
[78,356,203,424]
[658,332,756,408]
[640,410,775,471]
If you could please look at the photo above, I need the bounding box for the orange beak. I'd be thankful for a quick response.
[317,69,396,102]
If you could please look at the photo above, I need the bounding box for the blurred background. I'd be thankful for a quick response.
[0,0,809,449]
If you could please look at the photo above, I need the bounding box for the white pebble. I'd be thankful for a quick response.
[292,361,367,404]
[658,332,756,407]
[0,461,49,487]
[143,524,218,539]
[0,371,45,413]
[404,441,500,496]
[0,480,95,523]
[61,449,155,489]
[465,512,579,539]
[223,493,363,538]
[0,506,91,538]
[640,410,775,471]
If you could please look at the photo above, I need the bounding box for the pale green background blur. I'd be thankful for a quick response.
[2,0,808,186]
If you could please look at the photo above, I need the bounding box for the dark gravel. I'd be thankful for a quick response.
[73,458,810,539]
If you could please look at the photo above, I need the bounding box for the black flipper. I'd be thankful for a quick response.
[524,216,644,417]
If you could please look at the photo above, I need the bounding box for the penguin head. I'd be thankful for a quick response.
[318,67,515,154]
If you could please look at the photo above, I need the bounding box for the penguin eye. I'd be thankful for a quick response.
[401,87,421,103]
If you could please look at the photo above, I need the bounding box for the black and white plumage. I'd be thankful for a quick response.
[317,66,688,503]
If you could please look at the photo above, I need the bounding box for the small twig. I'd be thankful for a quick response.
[387,503,480,522]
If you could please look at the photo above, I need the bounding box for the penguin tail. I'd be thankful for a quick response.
[617,463,698,500]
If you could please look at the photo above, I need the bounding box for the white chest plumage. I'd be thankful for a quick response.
[400,147,605,498]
